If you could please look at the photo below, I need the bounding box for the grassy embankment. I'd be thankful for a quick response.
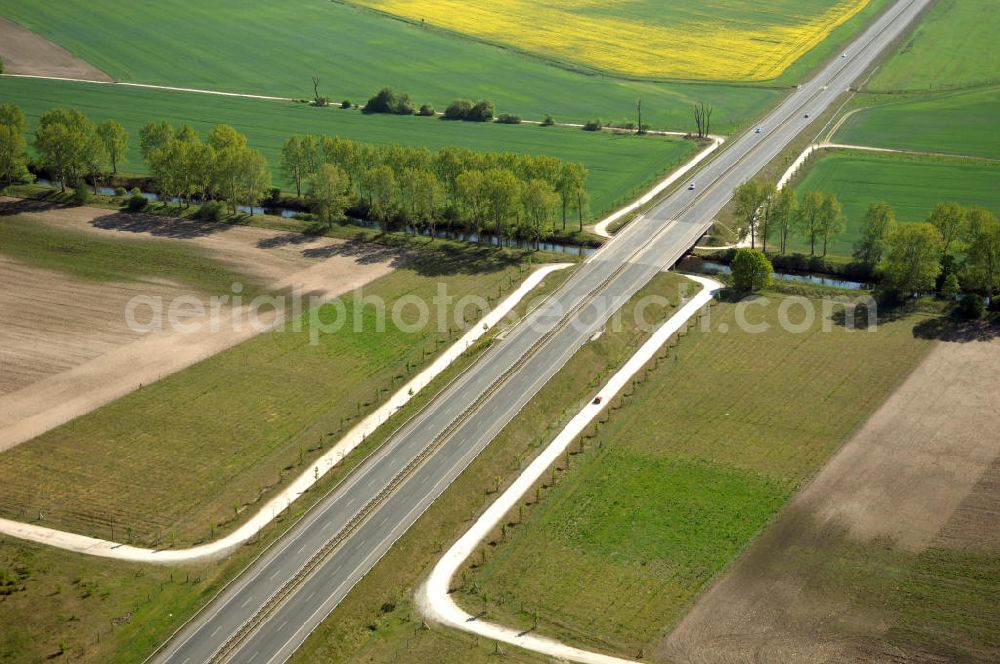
[0,76,698,223]
[460,288,937,658]
[0,0,778,132]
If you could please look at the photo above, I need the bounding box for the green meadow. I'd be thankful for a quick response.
[0,76,698,219]
[790,150,1000,257]
[866,0,1000,92]
[836,87,1000,159]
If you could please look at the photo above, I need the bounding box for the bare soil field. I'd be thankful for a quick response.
[0,17,111,81]
[659,334,1000,663]
[0,199,395,450]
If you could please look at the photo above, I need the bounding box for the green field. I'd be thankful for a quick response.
[866,0,1000,92]
[0,215,262,296]
[0,232,550,546]
[0,0,779,131]
[0,76,697,219]
[790,150,1000,257]
[461,293,935,657]
[835,87,1000,159]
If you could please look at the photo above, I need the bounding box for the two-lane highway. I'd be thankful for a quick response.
[153,2,932,661]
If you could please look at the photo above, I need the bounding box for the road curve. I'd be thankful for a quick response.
[152,2,932,662]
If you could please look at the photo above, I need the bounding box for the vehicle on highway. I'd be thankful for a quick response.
[688,182,696,190]
[804,113,810,118]
[842,52,848,58]
[593,396,603,405]
[755,127,762,134]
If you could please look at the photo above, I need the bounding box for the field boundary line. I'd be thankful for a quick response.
[0,263,571,563]
[416,273,722,664]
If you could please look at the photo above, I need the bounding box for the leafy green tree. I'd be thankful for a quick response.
[883,223,943,295]
[817,193,845,257]
[733,180,766,249]
[0,103,26,133]
[281,136,309,197]
[307,163,350,227]
[82,131,109,194]
[731,247,773,292]
[940,272,960,299]
[0,124,29,186]
[207,123,248,152]
[139,121,174,160]
[928,202,965,256]
[483,168,521,242]
[522,178,559,249]
[365,165,398,231]
[556,162,588,231]
[456,169,488,240]
[961,208,1000,300]
[854,202,895,267]
[770,188,797,254]
[238,149,271,216]
[402,167,442,235]
[35,121,88,192]
[795,191,823,255]
[97,120,128,176]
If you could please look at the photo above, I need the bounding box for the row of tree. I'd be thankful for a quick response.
[733,180,846,256]
[856,201,1000,297]
[281,135,590,241]
[0,104,128,196]
[729,175,999,298]
[139,121,271,214]
[0,103,592,243]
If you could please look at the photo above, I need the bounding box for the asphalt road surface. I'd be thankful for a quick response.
[153,2,932,662]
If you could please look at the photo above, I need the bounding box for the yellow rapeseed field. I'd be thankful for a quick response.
[349,0,870,80]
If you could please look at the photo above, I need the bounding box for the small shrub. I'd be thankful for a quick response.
[467,100,495,122]
[198,200,225,221]
[363,87,415,115]
[72,185,91,206]
[418,104,435,117]
[113,186,127,197]
[582,119,602,131]
[126,193,149,212]
[443,99,473,120]
[957,293,985,319]
[495,113,521,124]
[312,96,330,107]
[540,115,555,127]
[341,99,351,109]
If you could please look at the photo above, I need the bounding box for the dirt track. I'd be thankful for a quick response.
[0,17,112,81]
[0,201,396,451]
[658,336,1000,663]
